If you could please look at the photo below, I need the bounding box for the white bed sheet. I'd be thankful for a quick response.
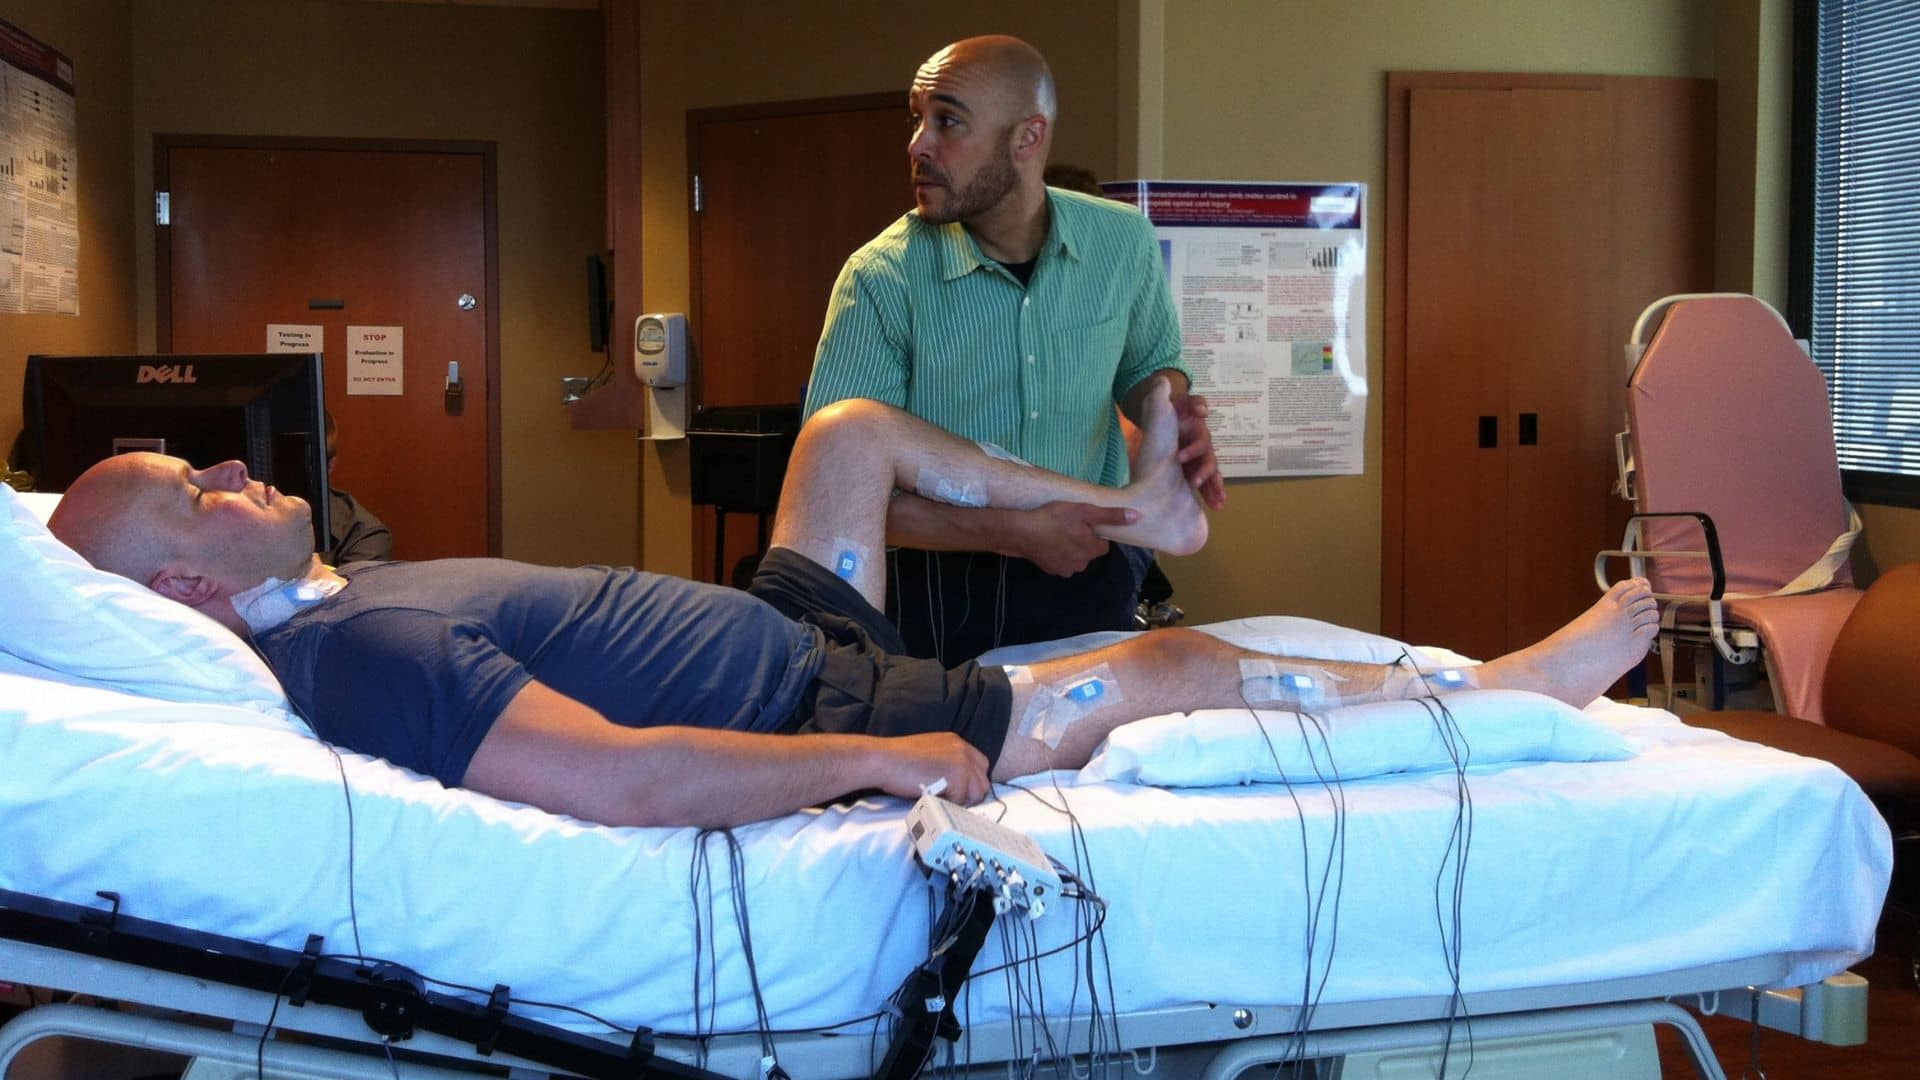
[0,634,1891,1043]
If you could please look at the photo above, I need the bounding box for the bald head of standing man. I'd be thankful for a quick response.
[904,35,1057,259]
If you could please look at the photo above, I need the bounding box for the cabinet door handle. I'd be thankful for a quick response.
[1478,415,1499,448]
[1518,412,1539,446]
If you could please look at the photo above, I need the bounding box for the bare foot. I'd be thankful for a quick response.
[1113,378,1209,555]
[1476,579,1660,707]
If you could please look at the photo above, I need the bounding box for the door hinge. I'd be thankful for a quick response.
[155,192,170,225]
[692,175,702,213]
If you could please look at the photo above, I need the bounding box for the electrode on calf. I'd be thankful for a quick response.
[1004,663,1124,749]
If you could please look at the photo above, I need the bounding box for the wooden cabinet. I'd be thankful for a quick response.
[1385,75,1715,658]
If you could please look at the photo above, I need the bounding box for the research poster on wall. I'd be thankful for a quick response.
[0,18,78,316]
[1104,180,1367,478]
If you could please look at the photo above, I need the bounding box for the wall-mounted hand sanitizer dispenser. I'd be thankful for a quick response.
[634,312,688,439]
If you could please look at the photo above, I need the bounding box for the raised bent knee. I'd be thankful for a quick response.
[800,397,903,452]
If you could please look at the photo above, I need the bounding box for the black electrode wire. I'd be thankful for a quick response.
[1002,778,1123,1078]
[993,556,1009,651]
[1401,651,1479,1078]
[714,829,780,1068]
[245,736,403,1080]
[1274,706,1350,1067]
[687,829,718,1064]
[959,551,977,644]
[1232,676,1349,1073]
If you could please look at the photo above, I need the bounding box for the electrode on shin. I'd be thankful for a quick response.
[1379,663,1478,700]
[1007,663,1122,748]
[1239,660,1350,710]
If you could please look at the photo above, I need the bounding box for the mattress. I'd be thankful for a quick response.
[0,629,1891,1054]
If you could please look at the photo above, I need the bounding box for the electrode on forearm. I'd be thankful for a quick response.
[914,467,988,507]
[1006,663,1122,748]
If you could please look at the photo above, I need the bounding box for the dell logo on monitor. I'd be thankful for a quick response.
[136,364,198,384]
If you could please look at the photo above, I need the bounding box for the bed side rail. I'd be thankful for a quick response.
[0,888,712,1080]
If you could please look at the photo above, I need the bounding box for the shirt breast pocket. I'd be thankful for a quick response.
[1048,315,1128,413]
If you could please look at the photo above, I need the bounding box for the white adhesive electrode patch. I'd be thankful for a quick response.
[914,467,988,508]
[830,537,871,581]
[1238,660,1350,710]
[1381,664,1477,700]
[1014,663,1122,748]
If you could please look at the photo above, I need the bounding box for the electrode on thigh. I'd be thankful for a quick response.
[1239,660,1350,710]
[914,467,988,508]
[1008,663,1123,749]
[831,537,872,581]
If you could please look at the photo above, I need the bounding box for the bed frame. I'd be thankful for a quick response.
[0,889,1867,1080]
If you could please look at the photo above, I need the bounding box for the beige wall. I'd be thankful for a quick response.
[123,0,625,567]
[0,0,136,473]
[1142,0,1719,629]
[630,0,1123,578]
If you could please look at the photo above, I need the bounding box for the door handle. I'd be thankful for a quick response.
[1518,412,1538,446]
[1478,415,1498,449]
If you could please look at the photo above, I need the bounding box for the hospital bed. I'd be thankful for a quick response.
[0,486,1893,1079]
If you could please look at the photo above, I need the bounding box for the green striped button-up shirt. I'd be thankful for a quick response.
[802,187,1186,487]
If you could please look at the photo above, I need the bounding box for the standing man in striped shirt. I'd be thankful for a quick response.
[802,34,1225,664]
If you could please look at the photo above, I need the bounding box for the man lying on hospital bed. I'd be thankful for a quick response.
[48,378,1659,829]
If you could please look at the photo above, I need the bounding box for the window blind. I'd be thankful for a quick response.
[1809,0,1920,501]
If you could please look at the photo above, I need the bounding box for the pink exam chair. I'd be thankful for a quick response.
[1597,294,1863,722]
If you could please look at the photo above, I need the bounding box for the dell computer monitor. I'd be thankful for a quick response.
[24,353,332,551]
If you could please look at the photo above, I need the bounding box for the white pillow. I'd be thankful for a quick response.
[981,616,1431,668]
[1080,689,1632,787]
[0,483,305,731]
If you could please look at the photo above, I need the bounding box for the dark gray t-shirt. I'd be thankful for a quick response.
[253,559,825,785]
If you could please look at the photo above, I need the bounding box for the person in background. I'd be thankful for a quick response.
[324,412,393,565]
[803,35,1224,665]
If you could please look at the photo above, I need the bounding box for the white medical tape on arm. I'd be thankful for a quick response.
[1238,660,1350,710]
[1013,663,1123,748]
[976,441,1031,467]
[830,537,873,581]
[914,467,988,508]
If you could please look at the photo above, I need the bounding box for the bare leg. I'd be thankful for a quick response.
[769,378,1206,608]
[990,579,1660,779]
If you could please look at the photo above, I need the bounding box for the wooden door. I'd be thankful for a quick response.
[1502,91,1611,649]
[1402,89,1518,661]
[158,140,498,560]
[687,95,907,582]
[1387,74,1712,658]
